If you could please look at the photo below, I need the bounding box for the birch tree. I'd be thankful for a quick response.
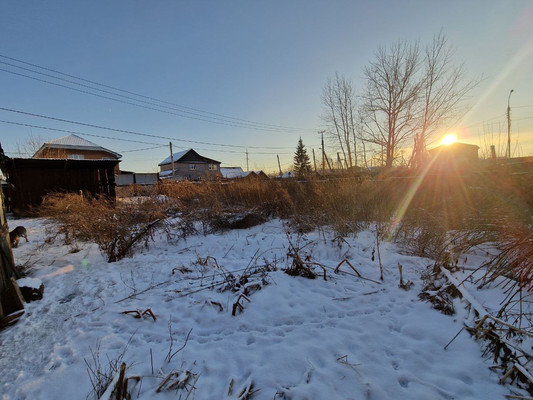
[360,40,421,168]
[321,73,359,168]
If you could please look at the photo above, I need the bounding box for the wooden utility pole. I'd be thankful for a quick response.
[507,89,514,159]
[324,153,332,171]
[277,155,282,177]
[169,142,175,180]
[319,131,325,174]
[246,149,249,171]
[312,149,317,172]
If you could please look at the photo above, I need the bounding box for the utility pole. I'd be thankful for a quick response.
[277,155,282,176]
[245,149,249,171]
[319,130,325,174]
[324,153,332,171]
[507,89,514,159]
[312,148,317,172]
[169,142,175,180]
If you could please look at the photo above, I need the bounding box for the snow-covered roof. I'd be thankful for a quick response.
[220,167,244,179]
[279,171,294,178]
[159,169,174,177]
[220,167,243,172]
[35,134,122,158]
[220,168,269,179]
[224,171,256,179]
[47,134,101,148]
[158,150,191,166]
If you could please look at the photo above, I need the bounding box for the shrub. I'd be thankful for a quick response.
[40,193,167,262]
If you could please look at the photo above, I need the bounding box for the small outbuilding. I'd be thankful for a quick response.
[4,157,119,216]
[428,142,479,163]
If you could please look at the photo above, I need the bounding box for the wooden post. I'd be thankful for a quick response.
[320,131,325,174]
[0,144,25,325]
[277,155,282,177]
[169,142,175,180]
[324,153,332,171]
[312,149,317,172]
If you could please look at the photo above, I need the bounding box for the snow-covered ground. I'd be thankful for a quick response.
[0,217,514,399]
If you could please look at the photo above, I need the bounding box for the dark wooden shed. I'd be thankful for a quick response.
[4,158,119,215]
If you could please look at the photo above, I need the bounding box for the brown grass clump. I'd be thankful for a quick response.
[40,193,167,262]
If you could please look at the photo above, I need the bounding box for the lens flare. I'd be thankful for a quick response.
[441,134,457,146]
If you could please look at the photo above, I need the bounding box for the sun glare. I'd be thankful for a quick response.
[441,134,457,146]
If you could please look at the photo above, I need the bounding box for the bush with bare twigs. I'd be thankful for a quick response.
[39,193,167,262]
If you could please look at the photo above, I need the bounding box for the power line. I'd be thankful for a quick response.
[0,62,302,133]
[0,119,162,146]
[0,53,312,132]
[0,118,296,156]
[0,54,313,133]
[121,145,171,153]
[0,67,307,133]
[0,107,296,150]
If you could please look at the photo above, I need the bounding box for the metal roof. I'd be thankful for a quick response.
[158,149,190,166]
[35,134,122,158]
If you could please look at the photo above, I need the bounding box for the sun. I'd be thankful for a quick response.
[441,134,457,146]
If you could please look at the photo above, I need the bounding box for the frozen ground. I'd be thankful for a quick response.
[0,217,515,399]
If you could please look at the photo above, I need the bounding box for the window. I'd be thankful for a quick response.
[189,164,196,170]
[68,154,84,160]
[209,164,217,171]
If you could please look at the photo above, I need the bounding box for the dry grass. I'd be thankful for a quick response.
[40,165,531,278]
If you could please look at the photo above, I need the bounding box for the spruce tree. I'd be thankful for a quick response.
[293,137,312,178]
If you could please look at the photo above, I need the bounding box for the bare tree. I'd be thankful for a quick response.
[410,32,479,168]
[360,40,422,168]
[321,73,359,168]
[15,133,47,158]
[360,34,478,169]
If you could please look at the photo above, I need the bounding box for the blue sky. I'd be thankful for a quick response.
[1,0,532,173]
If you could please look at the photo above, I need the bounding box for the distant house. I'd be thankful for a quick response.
[428,142,479,171]
[255,170,270,180]
[33,134,122,172]
[158,149,221,181]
